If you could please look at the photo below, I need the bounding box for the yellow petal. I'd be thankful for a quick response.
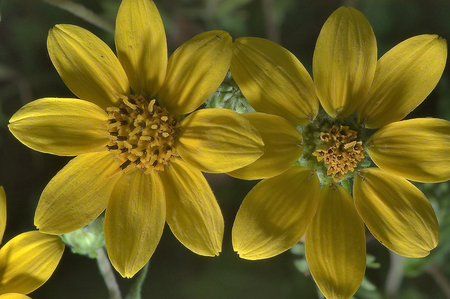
[232,167,320,260]
[367,118,450,183]
[8,98,109,156]
[0,187,6,244]
[177,108,264,173]
[227,112,303,180]
[158,31,232,115]
[354,168,439,257]
[0,294,31,299]
[358,35,447,128]
[35,152,121,235]
[115,0,167,97]
[231,37,319,125]
[159,159,224,256]
[313,7,377,118]
[48,24,129,109]
[0,231,63,295]
[104,170,165,278]
[305,183,366,299]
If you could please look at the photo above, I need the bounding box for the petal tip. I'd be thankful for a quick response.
[50,24,67,34]
[437,34,447,42]
[235,250,249,260]
[112,262,142,279]
[233,244,264,260]
[209,250,221,257]
[437,35,448,50]
[118,269,134,279]
[196,246,221,257]
[211,246,222,257]
[236,251,264,261]
[34,220,60,236]
[215,30,231,40]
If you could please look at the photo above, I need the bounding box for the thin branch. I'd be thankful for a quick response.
[384,251,405,298]
[342,0,360,8]
[427,264,450,299]
[126,262,150,299]
[41,0,114,34]
[96,247,122,299]
[261,0,280,43]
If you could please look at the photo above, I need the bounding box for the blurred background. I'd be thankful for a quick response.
[1,0,450,298]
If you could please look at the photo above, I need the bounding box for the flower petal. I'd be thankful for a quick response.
[354,168,439,257]
[358,35,447,128]
[305,183,366,299]
[0,187,6,244]
[0,231,63,295]
[35,152,121,235]
[48,24,129,109]
[8,98,109,156]
[104,170,165,278]
[177,108,264,173]
[367,118,450,183]
[159,159,224,256]
[227,113,303,180]
[231,37,319,125]
[232,167,320,260]
[313,7,377,118]
[115,0,167,97]
[0,294,31,299]
[158,31,232,115]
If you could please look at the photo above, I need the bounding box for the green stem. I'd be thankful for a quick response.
[384,250,405,299]
[126,262,150,299]
[96,247,122,299]
[41,0,114,34]
[427,264,450,299]
[261,0,280,43]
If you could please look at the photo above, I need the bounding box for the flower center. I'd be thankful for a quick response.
[106,95,180,174]
[312,125,364,182]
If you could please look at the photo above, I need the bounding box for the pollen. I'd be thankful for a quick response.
[313,125,364,182]
[106,95,180,174]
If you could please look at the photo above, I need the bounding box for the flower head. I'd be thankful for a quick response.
[8,0,264,278]
[230,6,449,299]
[0,187,64,299]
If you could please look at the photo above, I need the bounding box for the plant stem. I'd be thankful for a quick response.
[427,264,450,299]
[96,247,122,299]
[261,0,280,43]
[41,0,114,34]
[384,250,405,298]
[126,261,150,299]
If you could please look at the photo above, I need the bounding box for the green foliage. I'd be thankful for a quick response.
[204,72,255,113]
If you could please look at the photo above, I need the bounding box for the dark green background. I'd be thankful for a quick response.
[1,0,450,298]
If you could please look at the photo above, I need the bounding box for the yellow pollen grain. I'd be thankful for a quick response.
[313,125,364,182]
[106,95,180,174]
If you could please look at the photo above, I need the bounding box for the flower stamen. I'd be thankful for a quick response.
[313,125,364,182]
[106,95,180,174]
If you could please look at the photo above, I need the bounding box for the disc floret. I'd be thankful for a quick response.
[297,110,370,185]
[106,95,180,174]
[313,125,364,182]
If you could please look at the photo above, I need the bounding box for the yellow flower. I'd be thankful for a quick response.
[8,0,264,278]
[230,6,449,299]
[0,187,64,299]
